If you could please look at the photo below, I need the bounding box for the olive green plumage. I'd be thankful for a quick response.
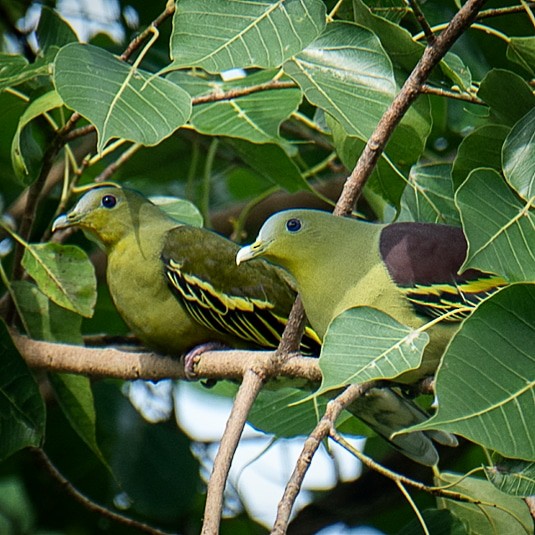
[237,209,506,378]
[52,186,320,356]
[237,209,507,465]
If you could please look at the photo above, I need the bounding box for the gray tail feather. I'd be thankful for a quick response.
[346,387,457,466]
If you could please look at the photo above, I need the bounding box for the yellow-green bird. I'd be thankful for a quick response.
[52,186,321,357]
[237,209,508,463]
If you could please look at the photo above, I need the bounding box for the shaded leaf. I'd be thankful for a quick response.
[36,6,78,53]
[503,107,535,200]
[507,37,535,76]
[0,320,45,461]
[54,43,192,152]
[398,508,468,535]
[478,69,535,126]
[284,22,396,139]
[11,280,83,344]
[456,169,535,281]
[48,373,109,470]
[409,284,535,461]
[436,472,533,535]
[169,71,302,144]
[226,138,308,193]
[318,307,429,395]
[452,124,510,190]
[485,456,535,498]
[169,0,326,72]
[0,53,49,92]
[398,162,460,225]
[11,90,63,185]
[22,243,97,318]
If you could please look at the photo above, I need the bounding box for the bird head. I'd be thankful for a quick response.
[52,185,150,249]
[236,209,327,271]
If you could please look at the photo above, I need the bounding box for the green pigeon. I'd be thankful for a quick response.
[237,209,507,463]
[52,186,321,357]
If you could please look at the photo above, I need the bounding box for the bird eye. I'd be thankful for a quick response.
[286,218,302,233]
[101,195,117,209]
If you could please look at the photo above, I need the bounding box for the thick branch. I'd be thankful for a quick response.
[14,334,321,383]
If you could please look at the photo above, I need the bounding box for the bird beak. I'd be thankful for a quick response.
[51,212,78,232]
[236,240,265,265]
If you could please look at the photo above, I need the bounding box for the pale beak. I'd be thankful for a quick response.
[51,214,69,232]
[236,241,264,265]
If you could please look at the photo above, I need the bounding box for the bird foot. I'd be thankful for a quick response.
[183,342,227,381]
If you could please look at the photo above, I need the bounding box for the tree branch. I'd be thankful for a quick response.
[334,0,488,216]
[13,333,322,383]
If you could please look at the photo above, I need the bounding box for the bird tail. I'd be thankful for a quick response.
[347,387,457,466]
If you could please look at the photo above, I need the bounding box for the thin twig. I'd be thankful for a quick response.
[407,0,435,44]
[272,383,374,534]
[120,0,176,62]
[191,80,296,106]
[477,3,535,20]
[95,143,143,182]
[34,449,176,535]
[420,84,485,105]
[334,0,487,216]
[201,366,266,535]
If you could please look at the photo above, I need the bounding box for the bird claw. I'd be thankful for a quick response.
[183,342,227,381]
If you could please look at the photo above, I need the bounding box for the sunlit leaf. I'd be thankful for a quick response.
[503,107,535,200]
[507,37,535,76]
[54,43,192,152]
[169,0,326,72]
[408,284,535,461]
[456,169,535,281]
[284,22,396,139]
[318,307,428,395]
[22,243,97,318]
[149,196,203,227]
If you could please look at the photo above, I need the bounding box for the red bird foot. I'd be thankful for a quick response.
[183,342,228,381]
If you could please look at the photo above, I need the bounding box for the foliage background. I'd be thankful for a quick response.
[0,0,534,534]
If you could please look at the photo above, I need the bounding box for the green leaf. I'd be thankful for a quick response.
[284,22,396,139]
[36,6,78,53]
[503,108,535,200]
[249,387,327,436]
[398,162,460,225]
[452,124,510,190]
[409,284,535,461]
[507,37,535,76]
[318,307,429,395]
[456,169,535,281]
[485,456,535,498]
[149,196,203,227]
[398,508,468,535]
[48,373,109,469]
[54,43,192,152]
[11,90,63,185]
[478,69,535,126]
[169,71,302,144]
[436,472,533,535]
[169,0,326,72]
[22,243,97,318]
[0,53,50,92]
[0,320,45,460]
[351,0,471,89]
[11,281,83,344]
[226,139,308,193]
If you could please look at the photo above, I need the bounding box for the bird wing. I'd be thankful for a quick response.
[380,222,508,321]
[161,225,321,354]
